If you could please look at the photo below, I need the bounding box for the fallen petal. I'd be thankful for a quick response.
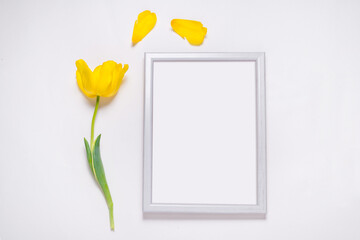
[132,10,157,45]
[171,19,207,45]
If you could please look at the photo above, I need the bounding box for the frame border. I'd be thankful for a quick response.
[143,52,266,214]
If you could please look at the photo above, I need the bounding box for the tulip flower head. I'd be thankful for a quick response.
[76,59,129,98]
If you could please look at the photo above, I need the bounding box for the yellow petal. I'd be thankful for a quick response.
[76,70,96,98]
[171,19,207,45]
[93,60,118,96]
[75,59,96,97]
[102,64,129,97]
[132,10,157,44]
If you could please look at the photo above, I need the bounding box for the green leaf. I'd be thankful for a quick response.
[93,134,114,230]
[84,138,95,176]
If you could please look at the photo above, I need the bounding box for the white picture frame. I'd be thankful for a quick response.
[143,52,266,215]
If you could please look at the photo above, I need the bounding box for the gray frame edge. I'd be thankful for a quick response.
[143,52,267,214]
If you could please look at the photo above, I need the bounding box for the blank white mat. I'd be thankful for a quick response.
[151,60,257,205]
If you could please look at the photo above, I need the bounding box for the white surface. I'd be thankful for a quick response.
[0,0,360,239]
[152,61,257,205]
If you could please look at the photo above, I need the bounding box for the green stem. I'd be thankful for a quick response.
[90,96,100,150]
[102,181,114,230]
[89,96,114,230]
[109,205,114,231]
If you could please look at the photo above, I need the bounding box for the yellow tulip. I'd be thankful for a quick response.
[76,59,128,230]
[171,19,207,45]
[132,10,157,45]
[76,59,128,98]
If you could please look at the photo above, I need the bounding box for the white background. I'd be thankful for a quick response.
[152,61,257,205]
[0,0,360,239]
